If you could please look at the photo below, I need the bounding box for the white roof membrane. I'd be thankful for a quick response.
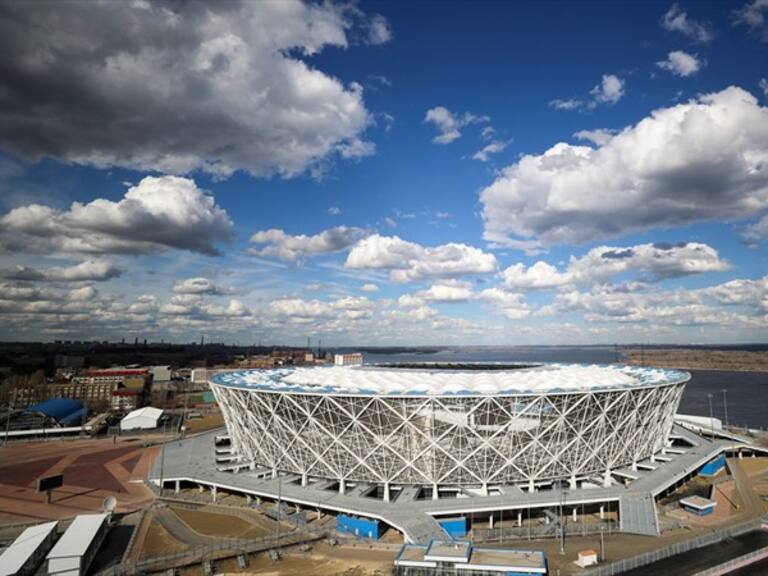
[211,363,689,396]
[0,521,58,576]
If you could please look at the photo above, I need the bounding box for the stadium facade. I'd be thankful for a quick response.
[210,363,689,495]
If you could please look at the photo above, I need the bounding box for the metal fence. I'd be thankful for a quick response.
[98,530,326,576]
[471,519,618,543]
[582,516,767,576]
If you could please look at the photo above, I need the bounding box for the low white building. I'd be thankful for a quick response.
[334,353,363,366]
[191,368,208,384]
[120,407,163,431]
[0,521,58,576]
[47,513,109,576]
[150,365,172,382]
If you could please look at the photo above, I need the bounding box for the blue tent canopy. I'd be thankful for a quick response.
[25,398,85,424]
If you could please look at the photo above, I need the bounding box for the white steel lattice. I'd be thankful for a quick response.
[211,382,686,487]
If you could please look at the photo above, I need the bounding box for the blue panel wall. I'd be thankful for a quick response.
[336,514,381,539]
[699,454,726,477]
[438,516,467,538]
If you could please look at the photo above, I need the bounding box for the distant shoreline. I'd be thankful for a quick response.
[623,348,768,373]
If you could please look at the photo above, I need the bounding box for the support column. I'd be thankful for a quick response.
[339,478,346,495]
[198,484,204,493]
[650,453,656,463]
[517,511,522,527]
[211,485,217,503]
[481,482,488,496]
[631,461,638,471]
[432,484,439,500]
[489,513,494,529]
[246,494,252,505]
[569,476,577,490]
[599,504,605,520]
[249,461,256,471]
[603,469,612,488]
[316,508,322,520]
[301,473,308,487]
[271,467,277,479]
[528,479,535,493]
[572,507,577,522]
[738,450,743,459]
[383,482,390,503]
[175,480,180,494]
[545,513,550,525]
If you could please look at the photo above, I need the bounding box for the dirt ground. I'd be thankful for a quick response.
[174,543,396,576]
[738,457,768,476]
[140,517,189,560]
[170,506,271,539]
[623,348,768,372]
[184,413,224,433]
[0,437,158,524]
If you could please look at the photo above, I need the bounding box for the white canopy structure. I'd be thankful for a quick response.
[119,407,163,431]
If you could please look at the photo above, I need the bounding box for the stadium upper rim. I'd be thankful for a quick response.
[209,362,690,397]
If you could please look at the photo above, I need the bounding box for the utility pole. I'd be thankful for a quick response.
[707,393,714,433]
[600,526,605,562]
[722,389,729,429]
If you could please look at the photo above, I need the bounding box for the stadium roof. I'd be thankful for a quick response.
[211,363,689,396]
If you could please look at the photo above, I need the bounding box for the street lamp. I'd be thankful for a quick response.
[722,389,729,429]
[707,393,714,434]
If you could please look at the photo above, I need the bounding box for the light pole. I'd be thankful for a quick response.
[707,394,714,433]
[722,389,729,429]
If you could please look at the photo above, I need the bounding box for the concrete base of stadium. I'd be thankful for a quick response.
[148,424,766,544]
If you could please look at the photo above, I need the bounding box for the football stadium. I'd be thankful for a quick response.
[210,363,688,493]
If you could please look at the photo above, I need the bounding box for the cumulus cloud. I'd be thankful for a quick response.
[173,277,236,295]
[481,87,768,247]
[477,288,531,319]
[0,0,378,178]
[0,176,233,255]
[424,107,489,144]
[700,275,768,311]
[573,129,616,146]
[472,140,508,162]
[662,4,714,43]
[1,259,122,282]
[591,74,625,104]
[502,242,729,291]
[550,74,625,111]
[417,280,474,302]
[734,0,768,42]
[760,78,768,97]
[657,50,704,77]
[345,234,498,282]
[360,283,379,292]
[249,226,368,262]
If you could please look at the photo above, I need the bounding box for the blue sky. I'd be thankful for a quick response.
[0,0,766,345]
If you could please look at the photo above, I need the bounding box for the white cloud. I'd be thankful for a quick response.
[417,280,474,302]
[734,0,768,42]
[472,140,508,162]
[502,242,729,291]
[0,0,378,178]
[662,4,714,44]
[502,261,571,290]
[360,283,379,292]
[700,275,768,311]
[173,277,236,295]
[573,129,616,146]
[743,214,768,239]
[68,286,98,302]
[590,74,625,105]
[550,74,625,111]
[327,206,342,216]
[0,176,233,255]
[759,78,768,96]
[345,234,498,282]
[366,14,393,45]
[481,87,768,247]
[424,106,489,144]
[1,259,122,282]
[657,50,704,77]
[550,99,584,111]
[477,288,531,319]
[249,226,368,261]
